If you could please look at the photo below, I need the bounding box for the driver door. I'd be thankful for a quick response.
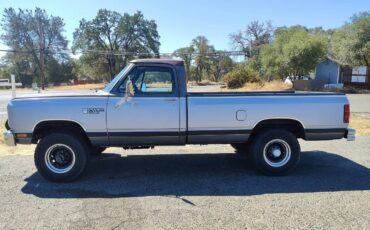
[106,65,180,146]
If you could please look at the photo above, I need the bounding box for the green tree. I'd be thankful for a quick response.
[173,46,195,81]
[0,63,11,82]
[261,26,328,78]
[1,7,68,89]
[192,36,214,82]
[77,55,112,81]
[208,51,234,82]
[331,11,370,66]
[46,58,75,84]
[230,20,273,58]
[69,58,94,81]
[173,37,234,83]
[223,62,260,88]
[1,52,36,87]
[73,9,160,80]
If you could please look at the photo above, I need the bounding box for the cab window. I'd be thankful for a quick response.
[118,66,175,95]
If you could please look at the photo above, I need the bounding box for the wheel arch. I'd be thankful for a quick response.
[32,120,90,145]
[251,118,305,139]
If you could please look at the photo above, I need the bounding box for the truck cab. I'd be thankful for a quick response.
[104,59,188,146]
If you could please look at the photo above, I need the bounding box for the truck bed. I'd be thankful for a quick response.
[186,91,348,143]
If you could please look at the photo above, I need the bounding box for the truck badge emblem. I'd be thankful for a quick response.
[82,108,104,114]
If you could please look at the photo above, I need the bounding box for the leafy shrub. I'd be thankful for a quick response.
[223,72,245,88]
[224,63,260,89]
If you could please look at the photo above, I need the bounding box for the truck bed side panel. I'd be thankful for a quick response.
[187,94,348,144]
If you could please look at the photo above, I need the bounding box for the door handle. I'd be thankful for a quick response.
[164,98,177,102]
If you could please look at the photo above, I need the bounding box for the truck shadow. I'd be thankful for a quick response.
[22,151,370,199]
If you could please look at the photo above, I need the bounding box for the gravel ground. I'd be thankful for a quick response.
[0,137,370,229]
[347,94,370,113]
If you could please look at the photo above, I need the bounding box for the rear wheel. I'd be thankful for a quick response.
[34,132,89,182]
[250,129,300,175]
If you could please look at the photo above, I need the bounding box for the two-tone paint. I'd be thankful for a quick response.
[5,59,355,147]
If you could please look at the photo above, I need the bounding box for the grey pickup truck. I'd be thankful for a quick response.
[4,59,355,182]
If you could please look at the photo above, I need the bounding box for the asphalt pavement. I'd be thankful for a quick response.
[0,137,370,229]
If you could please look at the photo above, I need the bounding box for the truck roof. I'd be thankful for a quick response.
[130,59,184,66]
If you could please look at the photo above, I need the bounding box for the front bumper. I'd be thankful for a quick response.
[345,128,356,141]
[3,130,16,146]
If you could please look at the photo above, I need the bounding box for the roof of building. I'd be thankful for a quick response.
[326,56,343,65]
[130,59,184,65]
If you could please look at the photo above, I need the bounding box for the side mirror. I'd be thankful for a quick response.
[125,80,135,101]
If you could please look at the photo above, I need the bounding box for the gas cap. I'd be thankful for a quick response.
[236,110,247,121]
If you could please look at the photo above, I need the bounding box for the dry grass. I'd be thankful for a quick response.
[350,113,370,136]
[223,80,293,92]
[0,143,35,156]
[48,83,105,91]
[0,120,35,155]
[196,80,293,92]
[187,80,219,87]
[0,83,105,92]
[146,82,172,88]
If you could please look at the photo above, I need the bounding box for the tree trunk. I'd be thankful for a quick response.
[40,47,45,90]
[363,55,369,67]
[198,66,203,82]
[107,55,116,80]
[39,26,46,90]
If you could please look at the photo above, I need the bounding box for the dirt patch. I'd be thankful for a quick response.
[187,80,220,87]
[216,80,292,92]
[0,83,105,92]
[47,83,105,91]
[0,144,35,156]
[238,81,292,91]
[0,121,35,155]
[350,113,370,136]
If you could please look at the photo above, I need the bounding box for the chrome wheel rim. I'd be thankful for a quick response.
[45,144,76,174]
[263,139,291,167]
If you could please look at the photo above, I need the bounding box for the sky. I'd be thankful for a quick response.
[0,0,369,54]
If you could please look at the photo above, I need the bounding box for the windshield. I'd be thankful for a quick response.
[101,64,133,92]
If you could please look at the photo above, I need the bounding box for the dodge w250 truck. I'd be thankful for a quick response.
[4,59,355,182]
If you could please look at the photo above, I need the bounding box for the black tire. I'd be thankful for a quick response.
[250,129,300,175]
[231,143,249,155]
[90,147,106,155]
[34,132,89,182]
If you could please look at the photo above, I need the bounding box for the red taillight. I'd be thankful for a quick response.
[344,104,350,123]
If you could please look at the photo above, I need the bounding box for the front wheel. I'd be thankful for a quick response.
[250,129,300,175]
[34,132,89,182]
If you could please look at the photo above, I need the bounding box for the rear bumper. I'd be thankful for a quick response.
[345,128,356,141]
[304,128,355,141]
[3,130,16,146]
